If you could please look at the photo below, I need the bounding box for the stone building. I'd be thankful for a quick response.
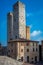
[7,12,13,41]
[41,40,43,61]
[0,43,3,55]
[0,43,7,55]
[7,39,39,63]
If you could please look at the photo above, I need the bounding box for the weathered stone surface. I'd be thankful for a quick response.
[0,56,23,65]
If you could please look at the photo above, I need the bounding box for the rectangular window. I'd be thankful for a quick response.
[33,48,34,52]
[8,50,10,53]
[33,43,34,46]
[10,38,12,40]
[26,43,29,46]
[11,49,13,52]
[36,43,37,46]
[15,36,17,39]
[21,43,23,46]
[21,49,23,52]
[36,48,38,51]
[27,49,29,52]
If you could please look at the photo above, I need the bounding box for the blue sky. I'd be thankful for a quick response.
[0,0,43,46]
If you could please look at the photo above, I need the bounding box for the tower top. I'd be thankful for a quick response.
[13,0,25,7]
[7,12,13,16]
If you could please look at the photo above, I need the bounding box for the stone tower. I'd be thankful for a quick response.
[7,12,13,41]
[13,1,26,39]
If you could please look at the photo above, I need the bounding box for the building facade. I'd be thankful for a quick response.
[41,41,43,61]
[0,44,3,55]
[8,40,39,63]
[0,43,7,55]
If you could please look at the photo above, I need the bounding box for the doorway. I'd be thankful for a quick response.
[35,56,37,62]
[21,56,23,61]
[27,56,29,62]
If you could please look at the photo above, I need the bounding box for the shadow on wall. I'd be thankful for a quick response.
[23,61,43,65]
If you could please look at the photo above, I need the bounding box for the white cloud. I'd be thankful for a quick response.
[31,30,42,37]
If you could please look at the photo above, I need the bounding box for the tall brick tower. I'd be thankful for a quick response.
[13,1,26,39]
[7,12,13,41]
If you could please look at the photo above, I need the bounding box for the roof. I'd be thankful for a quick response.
[7,12,13,16]
[13,1,25,7]
[26,26,30,28]
[8,38,39,43]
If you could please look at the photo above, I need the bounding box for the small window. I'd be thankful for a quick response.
[33,43,34,46]
[36,43,37,46]
[36,48,38,51]
[33,48,34,52]
[15,36,17,39]
[10,38,12,40]
[27,49,29,52]
[11,49,13,52]
[8,50,10,52]
[32,58,33,60]
[21,43,23,46]
[26,43,29,46]
[21,49,23,52]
